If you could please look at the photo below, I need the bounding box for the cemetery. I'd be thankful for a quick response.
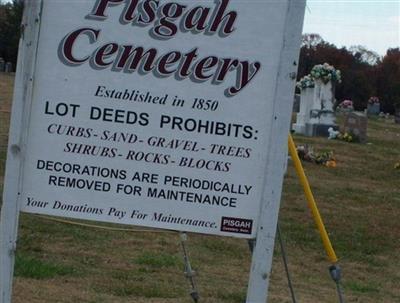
[2,59,400,302]
[0,1,399,303]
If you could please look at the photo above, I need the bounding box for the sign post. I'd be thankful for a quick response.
[246,1,306,301]
[0,1,306,302]
[0,2,42,302]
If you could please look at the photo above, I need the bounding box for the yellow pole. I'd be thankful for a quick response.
[288,134,338,263]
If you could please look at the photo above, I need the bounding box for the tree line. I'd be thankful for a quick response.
[299,34,400,113]
[0,2,399,112]
[0,0,23,69]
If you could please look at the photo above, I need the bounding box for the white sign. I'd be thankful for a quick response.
[10,0,304,238]
[1,1,306,302]
[4,0,291,238]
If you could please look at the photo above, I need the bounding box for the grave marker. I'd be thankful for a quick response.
[367,103,380,115]
[4,62,12,73]
[0,58,5,72]
[306,79,338,137]
[293,87,314,134]
[342,112,368,143]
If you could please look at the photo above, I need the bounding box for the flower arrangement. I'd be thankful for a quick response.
[296,75,315,90]
[368,96,380,104]
[310,63,341,84]
[296,145,336,167]
[336,131,359,143]
[297,63,341,90]
[325,160,337,168]
[337,99,354,110]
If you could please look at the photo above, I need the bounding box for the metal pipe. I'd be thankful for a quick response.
[288,134,338,263]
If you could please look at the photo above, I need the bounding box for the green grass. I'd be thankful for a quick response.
[216,289,246,302]
[346,281,380,294]
[134,252,180,268]
[14,253,75,279]
[111,283,184,298]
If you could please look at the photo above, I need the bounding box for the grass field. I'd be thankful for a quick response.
[1,72,400,302]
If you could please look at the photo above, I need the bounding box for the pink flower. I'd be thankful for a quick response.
[368,96,380,104]
[339,100,353,109]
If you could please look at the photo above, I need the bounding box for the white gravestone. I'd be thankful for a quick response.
[306,79,337,136]
[293,87,314,134]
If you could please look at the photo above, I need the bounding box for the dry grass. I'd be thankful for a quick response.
[1,72,400,302]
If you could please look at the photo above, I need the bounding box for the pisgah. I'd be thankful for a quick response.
[57,0,262,96]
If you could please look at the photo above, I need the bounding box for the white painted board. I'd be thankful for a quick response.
[7,0,303,238]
